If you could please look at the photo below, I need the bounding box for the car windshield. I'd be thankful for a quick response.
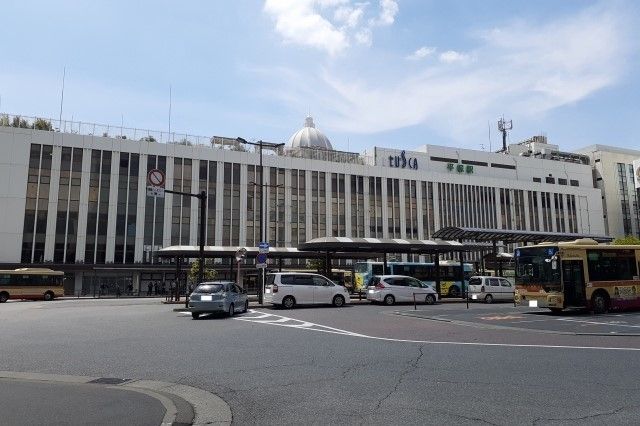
[515,247,561,291]
[468,278,482,286]
[194,284,224,294]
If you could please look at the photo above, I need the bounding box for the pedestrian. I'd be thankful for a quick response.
[146,282,152,296]
[127,283,133,295]
[115,285,121,298]
[162,281,166,295]
[154,282,158,296]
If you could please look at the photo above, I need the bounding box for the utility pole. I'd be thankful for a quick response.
[498,117,512,152]
[236,138,285,303]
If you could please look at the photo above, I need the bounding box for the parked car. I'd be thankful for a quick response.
[189,281,249,319]
[264,272,350,309]
[367,275,438,306]
[467,276,515,303]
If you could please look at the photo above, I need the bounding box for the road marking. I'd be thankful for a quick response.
[237,310,640,352]
[556,318,640,329]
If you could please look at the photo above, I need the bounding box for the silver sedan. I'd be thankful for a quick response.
[188,281,249,319]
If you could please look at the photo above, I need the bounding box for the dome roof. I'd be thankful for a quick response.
[288,116,333,150]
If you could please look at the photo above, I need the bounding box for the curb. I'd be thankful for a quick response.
[0,371,231,425]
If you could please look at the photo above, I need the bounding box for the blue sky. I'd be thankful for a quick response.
[1,0,639,153]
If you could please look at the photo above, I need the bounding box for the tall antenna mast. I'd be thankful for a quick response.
[58,66,66,126]
[168,85,172,141]
[497,117,512,152]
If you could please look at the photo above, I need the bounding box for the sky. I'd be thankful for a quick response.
[1,0,639,153]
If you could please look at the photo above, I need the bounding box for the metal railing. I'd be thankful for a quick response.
[0,112,372,165]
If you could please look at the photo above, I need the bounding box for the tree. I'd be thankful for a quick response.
[306,258,325,272]
[613,235,640,245]
[0,114,9,127]
[33,118,53,131]
[11,116,29,128]
[188,259,217,284]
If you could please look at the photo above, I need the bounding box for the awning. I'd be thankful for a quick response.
[432,227,613,243]
[297,237,489,253]
[155,245,381,259]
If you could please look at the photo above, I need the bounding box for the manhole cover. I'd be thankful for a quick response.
[88,377,131,385]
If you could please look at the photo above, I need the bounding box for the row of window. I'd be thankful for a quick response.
[532,177,580,187]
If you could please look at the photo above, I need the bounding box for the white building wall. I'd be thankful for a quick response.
[0,126,611,269]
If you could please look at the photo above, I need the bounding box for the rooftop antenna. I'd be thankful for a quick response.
[58,66,66,126]
[487,120,492,152]
[497,116,512,152]
[168,85,172,141]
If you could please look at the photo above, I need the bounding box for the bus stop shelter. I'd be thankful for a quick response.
[432,226,613,275]
[297,237,489,296]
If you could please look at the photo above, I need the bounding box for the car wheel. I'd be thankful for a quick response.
[243,300,249,313]
[191,312,200,320]
[383,294,395,306]
[228,304,235,317]
[484,294,493,304]
[448,286,460,298]
[282,296,295,309]
[425,294,436,305]
[0,292,8,303]
[43,291,54,301]
[592,292,609,315]
[332,295,345,307]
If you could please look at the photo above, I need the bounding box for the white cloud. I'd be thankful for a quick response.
[438,50,470,64]
[259,3,634,144]
[263,0,399,55]
[406,46,436,61]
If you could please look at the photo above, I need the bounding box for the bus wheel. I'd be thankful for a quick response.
[592,292,609,315]
[43,291,54,301]
[0,292,8,303]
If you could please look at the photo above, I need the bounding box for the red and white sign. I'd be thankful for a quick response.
[147,169,165,187]
[147,169,165,198]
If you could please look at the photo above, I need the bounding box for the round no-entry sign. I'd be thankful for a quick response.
[147,169,165,187]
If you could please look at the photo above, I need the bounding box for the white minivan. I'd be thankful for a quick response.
[467,276,515,303]
[264,272,350,309]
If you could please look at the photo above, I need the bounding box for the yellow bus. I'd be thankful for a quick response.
[0,268,65,303]
[514,239,640,314]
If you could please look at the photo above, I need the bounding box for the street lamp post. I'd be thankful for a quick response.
[236,138,285,304]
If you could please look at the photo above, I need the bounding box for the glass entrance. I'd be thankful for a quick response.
[562,260,585,306]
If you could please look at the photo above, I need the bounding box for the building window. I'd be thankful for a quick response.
[387,178,400,237]
[545,177,555,184]
[404,180,418,239]
[171,158,193,246]
[331,173,346,237]
[558,178,567,185]
[554,193,566,233]
[491,163,516,170]
[368,177,382,237]
[570,180,579,187]
[85,150,111,263]
[532,177,541,183]
[528,191,540,231]
[268,167,285,246]
[114,152,139,263]
[351,176,364,238]
[22,144,53,263]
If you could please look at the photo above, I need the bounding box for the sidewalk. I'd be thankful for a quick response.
[0,371,231,426]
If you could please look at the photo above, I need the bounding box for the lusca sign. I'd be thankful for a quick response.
[146,169,165,198]
[389,150,418,170]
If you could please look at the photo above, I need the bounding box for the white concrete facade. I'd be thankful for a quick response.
[575,145,640,238]
[0,125,607,293]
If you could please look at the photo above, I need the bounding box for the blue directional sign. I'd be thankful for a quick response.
[256,253,268,269]
[258,242,269,254]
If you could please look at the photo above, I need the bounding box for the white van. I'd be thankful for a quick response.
[467,276,515,303]
[264,272,350,309]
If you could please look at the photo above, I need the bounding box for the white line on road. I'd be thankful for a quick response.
[555,318,640,328]
[237,310,640,352]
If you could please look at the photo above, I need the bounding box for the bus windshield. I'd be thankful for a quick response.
[354,263,369,274]
[515,247,561,291]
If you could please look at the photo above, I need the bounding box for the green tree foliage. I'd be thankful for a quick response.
[188,259,217,284]
[0,114,10,127]
[11,116,29,128]
[612,235,640,245]
[306,258,325,272]
[33,118,53,131]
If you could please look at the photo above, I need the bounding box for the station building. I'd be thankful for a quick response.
[574,145,640,238]
[0,114,606,294]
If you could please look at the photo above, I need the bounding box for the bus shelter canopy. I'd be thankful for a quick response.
[297,237,489,254]
[432,227,613,243]
[155,245,381,260]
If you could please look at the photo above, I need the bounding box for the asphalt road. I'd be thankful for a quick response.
[1,298,640,425]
